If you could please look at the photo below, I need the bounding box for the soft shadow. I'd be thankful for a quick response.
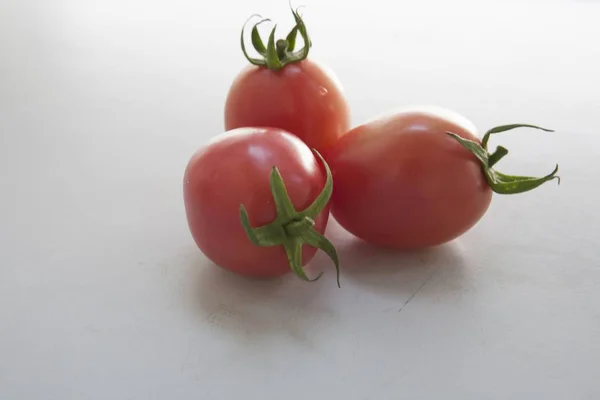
[339,236,468,300]
[189,255,338,349]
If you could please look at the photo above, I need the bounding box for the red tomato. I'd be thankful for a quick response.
[328,106,559,249]
[183,127,337,279]
[328,107,493,249]
[224,9,350,157]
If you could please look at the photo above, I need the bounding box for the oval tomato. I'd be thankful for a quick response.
[327,107,560,249]
[183,127,339,283]
[224,8,350,157]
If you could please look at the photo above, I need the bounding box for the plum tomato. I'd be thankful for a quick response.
[224,7,350,158]
[327,106,560,249]
[183,127,339,284]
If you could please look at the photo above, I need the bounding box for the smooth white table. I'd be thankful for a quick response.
[1,0,599,398]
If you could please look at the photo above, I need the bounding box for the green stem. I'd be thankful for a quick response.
[276,39,288,61]
[239,150,340,286]
[487,146,509,168]
[446,124,560,194]
[284,217,315,236]
[240,6,312,70]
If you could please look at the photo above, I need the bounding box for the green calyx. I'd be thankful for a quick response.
[241,6,312,70]
[239,150,340,287]
[447,124,560,194]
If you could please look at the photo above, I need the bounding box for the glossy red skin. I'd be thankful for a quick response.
[183,127,329,277]
[328,107,493,249]
[224,59,350,158]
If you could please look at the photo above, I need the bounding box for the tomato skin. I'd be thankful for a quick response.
[224,59,350,158]
[328,107,493,249]
[183,127,329,277]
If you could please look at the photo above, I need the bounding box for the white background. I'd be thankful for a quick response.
[1,0,599,398]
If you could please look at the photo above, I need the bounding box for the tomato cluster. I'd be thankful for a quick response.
[183,7,560,286]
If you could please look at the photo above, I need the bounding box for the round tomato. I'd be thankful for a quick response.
[183,127,339,283]
[224,8,350,157]
[327,106,560,249]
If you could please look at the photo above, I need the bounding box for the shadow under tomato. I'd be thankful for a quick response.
[337,236,469,301]
[190,254,338,349]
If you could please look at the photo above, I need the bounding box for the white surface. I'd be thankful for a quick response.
[1,0,599,398]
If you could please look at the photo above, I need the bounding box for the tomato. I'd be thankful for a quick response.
[224,8,350,157]
[327,106,560,249]
[183,127,339,283]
